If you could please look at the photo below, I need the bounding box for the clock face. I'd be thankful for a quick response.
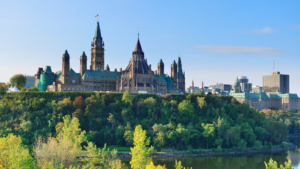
[97,43,101,47]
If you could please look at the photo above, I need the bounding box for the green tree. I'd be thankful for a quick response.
[9,74,27,90]
[214,116,226,139]
[0,84,8,95]
[265,120,288,144]
[201,123,215,149]
[229,126,241,146]
[130,125,152,169]
[237,139,247,151]
[178,100,194,115]
[124,122,134,146]
[122,92,133,104]
[20,121,32,132]
[264,158,293,169]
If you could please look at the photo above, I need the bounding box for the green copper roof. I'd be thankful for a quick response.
[63,50,69,57]
[82,69,120,79]
[171,60,177,66]
[44,66,53,74]
[154,74,167,83]
[235,77,240,85]
[56,68,80,79]
[80,51,87,58]
[93,21,102,41]
[158,59,164,65]
[105,64,110,71]
[177,57,182,66]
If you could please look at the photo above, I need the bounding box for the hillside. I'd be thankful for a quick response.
[0,92,290,150]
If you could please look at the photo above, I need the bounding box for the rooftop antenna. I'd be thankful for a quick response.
[273,59,275,72]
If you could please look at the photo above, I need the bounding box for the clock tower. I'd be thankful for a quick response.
[90,21,105,70]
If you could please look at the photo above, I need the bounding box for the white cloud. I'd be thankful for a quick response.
[195,45,283,55]
[245,27,276,34]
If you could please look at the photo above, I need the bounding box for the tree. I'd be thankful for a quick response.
[107,113,116,129]
[0,134,35,169]
[82,143,126,169]
[197,97,207,109]
[35,116,86,168]
[9,74,27,90]
[122,92,133,105]
[178,100,194,115]
[229,126,241,146]
[124,122,134,146]
[130,125,152,169]
[237,139,247,151]
[0,84,7,95]
[20,121,32,132]
[214,116,226,139]
[201,123,215,149]
[265,120,288,144]
[264,158,293,169]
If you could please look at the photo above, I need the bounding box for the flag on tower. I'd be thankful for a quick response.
[95,14,99,17]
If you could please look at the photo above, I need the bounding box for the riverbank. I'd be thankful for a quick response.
[113,144,297,159]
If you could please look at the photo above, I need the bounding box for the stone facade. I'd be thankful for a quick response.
[35,22,185,94]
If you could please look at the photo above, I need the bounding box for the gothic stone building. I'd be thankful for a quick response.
[229,77,299,111]
[35,22,185,94]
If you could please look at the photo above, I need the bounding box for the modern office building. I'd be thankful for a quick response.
[252,85,262,93]
[234,76,252,92]
[263,72,289,94]
[209,83,232,92]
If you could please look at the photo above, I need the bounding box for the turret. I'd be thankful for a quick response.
[105,64,110,71]
[158,59,164,76]
[171,60,177,80]
[80,51,87,76]
[62,50,70,84]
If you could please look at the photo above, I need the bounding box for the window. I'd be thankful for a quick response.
[72,80,75,84]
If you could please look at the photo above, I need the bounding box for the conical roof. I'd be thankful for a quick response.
[81,51,87,58]
[105,64,110,71]
[158,59,164,65]
[133,39,143,53]
[93,21,102,41]
[171,60,177,66]
[235,77,240,85]
[44,66,53,74]
[177,57,182,65]
[63,50,69,57]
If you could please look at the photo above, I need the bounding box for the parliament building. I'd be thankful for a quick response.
[35,22,185,94]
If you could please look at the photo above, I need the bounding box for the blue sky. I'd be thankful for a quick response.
[0,0,299,94]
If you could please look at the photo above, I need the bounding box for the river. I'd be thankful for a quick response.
[123,138,300,169]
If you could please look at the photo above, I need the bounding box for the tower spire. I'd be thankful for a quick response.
[93,21,102,41]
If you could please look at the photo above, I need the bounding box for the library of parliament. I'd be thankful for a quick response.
[34,22,185,94]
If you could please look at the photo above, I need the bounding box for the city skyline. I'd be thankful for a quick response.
[0,0,299,94]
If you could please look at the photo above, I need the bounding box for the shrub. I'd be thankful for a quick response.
[253,140,263,150]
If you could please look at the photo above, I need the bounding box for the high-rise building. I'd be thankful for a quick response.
[263,72,289,94]
[238,76,252,92]
[209,83,232,92]
[252,85,262,93]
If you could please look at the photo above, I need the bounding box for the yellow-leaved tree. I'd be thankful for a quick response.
[0,134,35,169]
[130,125,153,169]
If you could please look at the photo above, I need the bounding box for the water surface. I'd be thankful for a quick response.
[123,138,300,169]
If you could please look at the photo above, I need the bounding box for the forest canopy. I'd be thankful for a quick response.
[0,92,293,150]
